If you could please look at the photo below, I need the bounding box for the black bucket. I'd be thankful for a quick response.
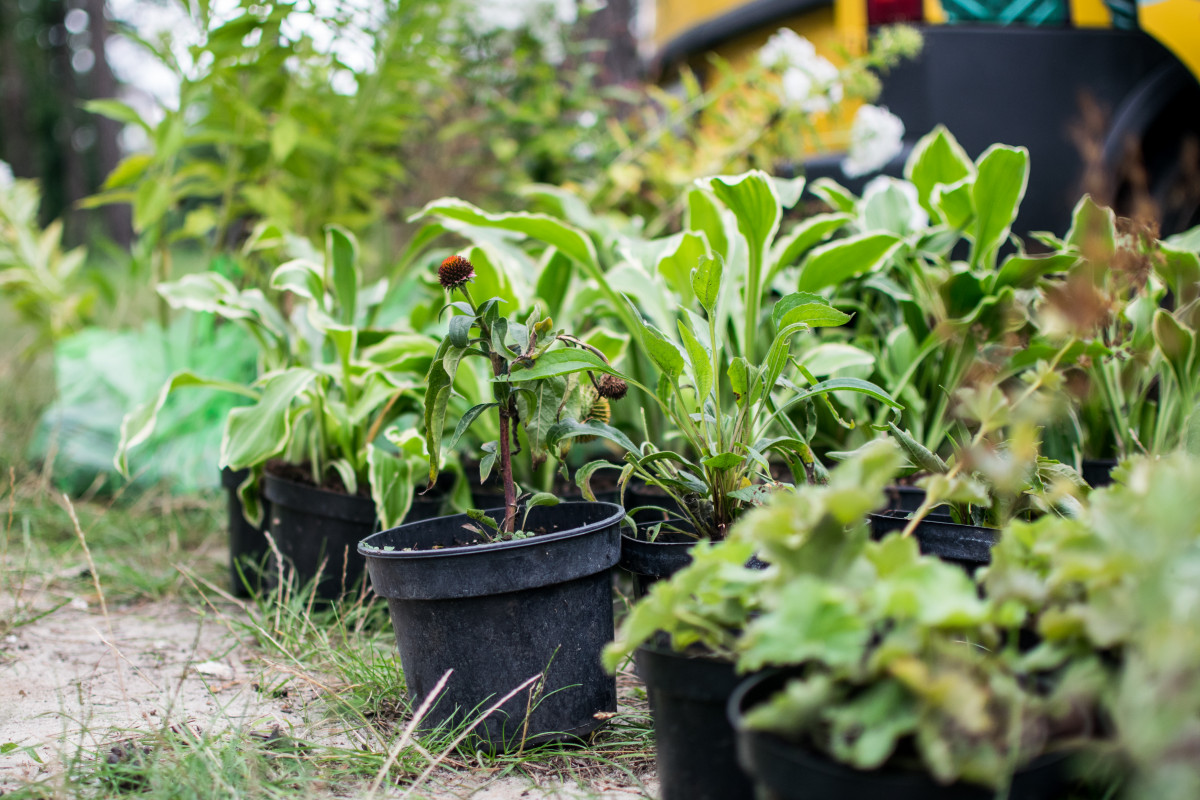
[359,501,623,751]
[262,473,376,600]
[730,670,1073,800]
[867,512,998,572]
[620,520,698,598]
[637,642,755,800]
[222,467,269,597]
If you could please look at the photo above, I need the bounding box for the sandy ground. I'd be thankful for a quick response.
[0,598,657,799]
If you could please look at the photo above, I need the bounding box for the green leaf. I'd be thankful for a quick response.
[448,314,473,348]
[270,115,301,163]
[677,319,713,403]
[887,422,948,474]
[500,348,625,382]
[84,99,149,130]
[525,492,560,509]
[326,225,358,325]
[1065,195,1116,260]
[707,170,781,277]
[904,125,974,219]
[992,252,1078,291]
[448,402,498,451]
[133,178,171,233]
[622,296,685,379]
[691,254,723,316]
[767,213,852,281]
[548,419,638,454]
[933,177,974,230]
[115,370,258,477]
[411,197,598,270]
[801,344,875,377]
[424,342,467,485]
[535,249,574,318]
[516,374,567,468]
[969,145,1029,270]
[271,259,323,301]
[796,233,901,293]
[101,153,152,190]
[741,577,869,671]
[728,357,750,402]
[479,441,498,484]
[808,178,858,213]
[784,378,902,412]
[771,293,852,329]
[221,368,320,470]
[1153,309,1195,390]
[657,231,709,305]
[576,459,620,501]
[686,187,730,258]
[368,445,413,530]
[702,452,742,470]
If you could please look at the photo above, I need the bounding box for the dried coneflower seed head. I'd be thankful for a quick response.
[438,255,475,290]
[596,374,628,401]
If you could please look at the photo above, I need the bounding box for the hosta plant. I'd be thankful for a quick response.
[549,249,901,540]
[115,227,437,528]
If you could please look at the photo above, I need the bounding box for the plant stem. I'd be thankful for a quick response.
[461,284,519,533]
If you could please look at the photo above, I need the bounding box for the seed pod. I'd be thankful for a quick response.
[596,374,628,401]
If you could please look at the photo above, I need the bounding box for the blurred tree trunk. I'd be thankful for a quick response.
[0,0,36,180]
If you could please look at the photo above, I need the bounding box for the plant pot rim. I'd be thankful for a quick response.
[262,470,375,524]
[359,500,625,560]
[728,669,1072,789]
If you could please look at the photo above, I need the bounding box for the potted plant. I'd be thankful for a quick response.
[874,375,1088,571]
[1023,197,1200,485]
[358,255,629,751]
[603,441,905,800]
[607,440,1112,799]
[116,227,439,597]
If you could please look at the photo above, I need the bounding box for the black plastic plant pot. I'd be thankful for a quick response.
[222,467,269,598]
[261,473,376,600]
[620,519,698,598]
[729,670,1073,800]
[1081,459,1118,488]
[636,642,756,800]
[868,512,998,572]
[359,501,623,751]
[625,482,684,521]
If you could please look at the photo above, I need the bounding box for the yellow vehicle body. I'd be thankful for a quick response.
[650,0,1200,81]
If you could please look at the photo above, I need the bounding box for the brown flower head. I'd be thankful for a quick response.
[596,374,628,401]
[438,255,475,290]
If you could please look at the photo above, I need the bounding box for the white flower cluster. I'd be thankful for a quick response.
[0,161,13,189]
[842,104,905,178]
[757,28,843,114]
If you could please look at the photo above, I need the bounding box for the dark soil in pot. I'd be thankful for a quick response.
[637,640,756,800]
[359,501,623,751]
[222,467,269,598]
[868,511,997,572]
[261,468,376,600]
[729,670,1075,800]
